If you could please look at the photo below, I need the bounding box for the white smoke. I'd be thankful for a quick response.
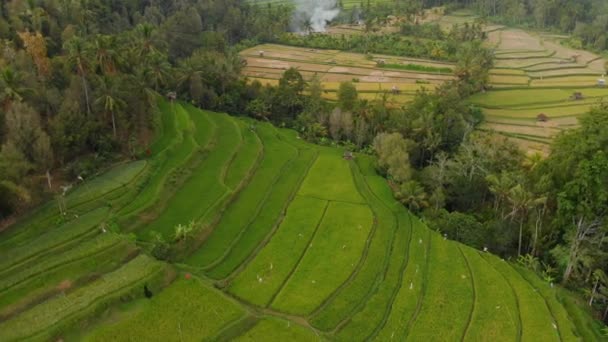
[292,0,341,33]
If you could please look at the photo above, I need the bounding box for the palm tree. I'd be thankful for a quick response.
[135,23,162,58]
[94,75,125,138]
[398,180,429,213]
[64,37,93,116]
[486,172,515,217]
[145,52,171,91]
[507,184,544,257]
[92,35,121,75]
[0,67,31,111]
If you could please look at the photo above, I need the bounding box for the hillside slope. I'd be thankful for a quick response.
[0,100,604,341]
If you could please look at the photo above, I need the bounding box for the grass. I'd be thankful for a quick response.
[310,158,396,331]
[0,161,145,251]
[483,255,561,341]
[85,278,245,342]
[233,317,320,341]
[117,103,201,222]
[224,121,263,190]
[374,220,429,341]
[186,123,296,268]
[205,147,317,280]
[406,234,474,341]
[484,104,592,119]
[0,235,133,321]
[558,289,606,341]
[136,111,240,240]
[380,63,452,73]
[0,207,109,275]
[515,266,580,340]
[460,247,518,342]
[0,233,125,294]
[270,201,373,316]
[0,255,166,341]
[298,150,364,204]
[228,195,328,307]
[335,211,411,341]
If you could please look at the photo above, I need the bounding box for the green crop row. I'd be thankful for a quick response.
[380,63,452,74]
[406,234,474,341]
[298,149,365,204]
[270,201,374,316]
[117,103,201,222]
[228,195,328,307]
[0,161,146,251]
[514,266,579,340]
[205,147,318,280]
[186,123,297,267]
[0,255,166,341]
[0,236,134,321]
[310,158,396,331]
[460,247,519,341]
[0,233,125,293]
[335,211,412,341]
[375,221,429,341]
[0,207,109,275]
[233,317,320,341]
[224,121,263,190]
[85,278,245,342]
[137,112,240,240]
[483,254,560,341]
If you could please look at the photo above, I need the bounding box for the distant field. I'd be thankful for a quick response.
[241,44,454,106]
[472,26,607,153]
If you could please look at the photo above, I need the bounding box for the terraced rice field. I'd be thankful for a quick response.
[0,99,603,341]
[241,44,453,107]
[476,27,607,153]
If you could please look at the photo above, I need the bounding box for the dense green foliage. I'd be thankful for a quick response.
[1,0,607,338]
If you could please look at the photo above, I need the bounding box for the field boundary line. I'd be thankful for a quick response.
[0,237,124,293]
[127,111,219,233]
[199,140,301,271]
[215,147,319,282]
[307,160,390,324]
[14,262,167,341]
[480,252,523,342]
[403,228,432,338]
[180,122,267,261]
[513,266,564,342]
[367,212,414,341]
[116,102,187,219]
[267,200,330,307]
[457,245,477,342]
[219,117,245,190]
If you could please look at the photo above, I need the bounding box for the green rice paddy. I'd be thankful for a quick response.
[0,98,603,341]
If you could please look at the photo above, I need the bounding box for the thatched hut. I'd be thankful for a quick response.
[537,113,549,122]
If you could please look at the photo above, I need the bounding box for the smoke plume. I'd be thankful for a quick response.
[292,0,340,33]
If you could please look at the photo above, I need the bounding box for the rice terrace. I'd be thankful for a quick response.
[1,0,608,341]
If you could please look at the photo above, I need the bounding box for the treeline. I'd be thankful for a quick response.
[276,20,484,62]
[471,0,608,51]
[0,0,292,218]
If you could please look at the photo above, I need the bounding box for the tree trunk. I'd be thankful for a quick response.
[111,109,117,138]
[81,74,91,116]
[589,278,599,306]
[603,304,608,322]
[46,170,52,190]
[518,219,524,256]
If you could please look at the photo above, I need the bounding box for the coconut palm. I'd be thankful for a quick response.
[94,75,125,138]
[91,35,121,75]
[64,36,93,116]
[0,67,31,111]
